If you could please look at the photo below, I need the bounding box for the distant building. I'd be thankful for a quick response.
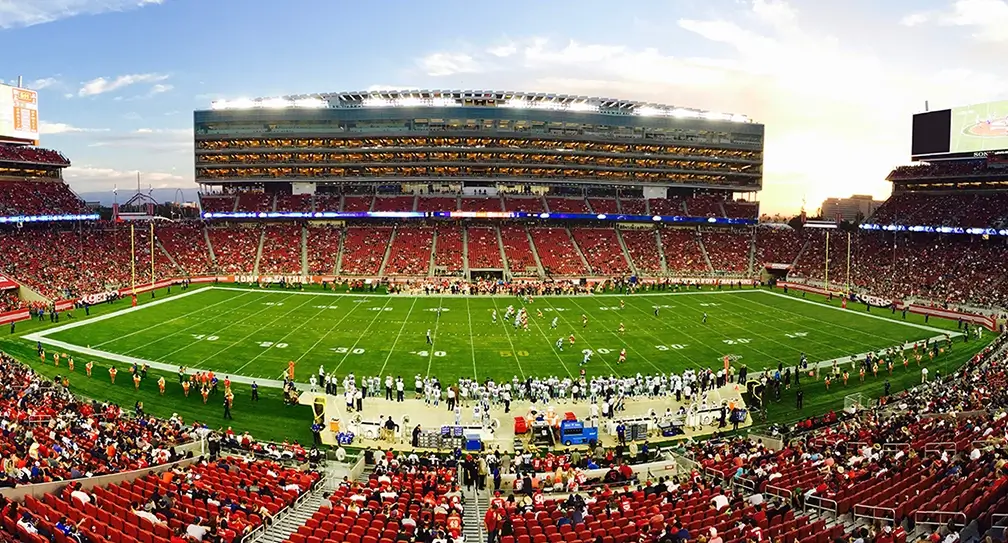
[820,194,880,223]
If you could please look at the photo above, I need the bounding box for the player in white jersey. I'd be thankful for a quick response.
[551,317,558,329]
[556,337,564,351]
[491,309,497,323]
[581,349,592,366]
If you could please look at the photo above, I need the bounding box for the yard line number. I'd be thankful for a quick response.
[330,347,365,354]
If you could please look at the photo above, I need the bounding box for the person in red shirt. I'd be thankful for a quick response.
[484,504,501,543]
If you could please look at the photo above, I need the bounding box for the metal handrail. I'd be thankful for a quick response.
[924,441,957,454]
[765,483,793,500]
[914,510,967,528]
[803,494,838,516]
[852,504,896,522]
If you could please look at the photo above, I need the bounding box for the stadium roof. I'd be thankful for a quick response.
[208,89,753,123]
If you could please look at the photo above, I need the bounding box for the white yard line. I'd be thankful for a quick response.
[25,286,209,341]
[233,299,340,373]
[191,293,315,366]
[538,297,619,375]
[331,297,395,374]
[95,290,253,348]
[120,292,268,355]
[564,297,665,373]
[490,297,526,379]
[292,297,366,363]
[521,303,575,378]
[465,297,478,380]
[423,297,445,379]
[380,298,418,378]
[759,289,957,336]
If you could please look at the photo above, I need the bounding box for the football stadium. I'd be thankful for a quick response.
[1,83,1008,543]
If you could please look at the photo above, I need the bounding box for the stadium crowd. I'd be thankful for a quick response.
[0,146,70,167]
[0,350,196,486]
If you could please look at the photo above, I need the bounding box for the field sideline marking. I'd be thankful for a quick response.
[120,291,269,355]
[210,286,769,298]
[758,290,957,336]
[24,286,210,341]
[22,286,966,389]
[93,290,254,348]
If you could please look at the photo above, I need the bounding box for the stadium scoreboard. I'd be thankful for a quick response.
[912,98,1008,161]
[0,83,39,145]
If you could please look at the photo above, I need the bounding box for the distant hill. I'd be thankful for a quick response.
[76,188,200,207]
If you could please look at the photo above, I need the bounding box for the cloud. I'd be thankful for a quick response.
[487,43,517,58]
[411,0,1007,214]
[38,121,109,134]
[86,127,193,152]
[26,77,60,90]
[417,53,482,77]
[899,12,933,26]
[78,73,169,97]
[900,0,1008,41]
[63,165,191,192]
[0,0,163,29]
[148,83,172,95]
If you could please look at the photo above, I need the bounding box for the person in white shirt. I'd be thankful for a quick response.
[17,514,38,535]
[187,519,209,542]
[70,485,92,506]
[132,503,164,526]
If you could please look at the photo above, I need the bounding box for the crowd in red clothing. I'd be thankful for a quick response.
[3,453,318,543]
[887,160,991,180]
[0,181,86,217]
[689,332,1008,531]
[0,351,195,486]
[290,452,463,543]
[0,145,69,167]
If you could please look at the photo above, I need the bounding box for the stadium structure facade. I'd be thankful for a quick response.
[194,90,764,198]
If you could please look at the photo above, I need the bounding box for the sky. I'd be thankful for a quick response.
[4,0,1008,215]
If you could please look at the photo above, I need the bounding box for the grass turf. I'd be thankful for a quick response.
[1,283,991,443]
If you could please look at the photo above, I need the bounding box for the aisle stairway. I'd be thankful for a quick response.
[463,485,488,543]
[255,462,340,543]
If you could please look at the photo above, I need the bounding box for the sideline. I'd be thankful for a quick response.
[20,286,965,389]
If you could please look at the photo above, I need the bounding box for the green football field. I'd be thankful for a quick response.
[26,285,960,383]
[4,283,991,445]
